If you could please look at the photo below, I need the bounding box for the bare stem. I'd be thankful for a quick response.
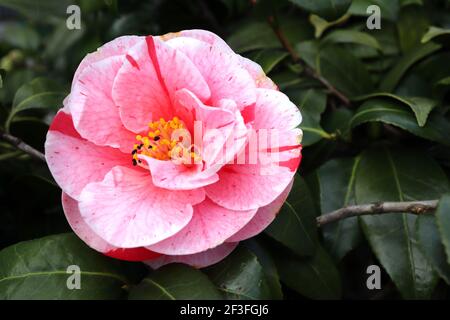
[317,200,439,226]
[0,130,46,162]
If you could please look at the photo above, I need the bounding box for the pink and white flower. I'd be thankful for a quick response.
[45,30,302,268]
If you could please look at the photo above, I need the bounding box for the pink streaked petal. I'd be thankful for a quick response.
[140,155,219,190]
[205,163,295,211]
[226,179,293,242]
[62,192,160,261]
[72,36,141,90]
[78,166,204,248]
[145,242,238,269]
[69,56,136,151]
[238,55,278,89]
[147,198,256,255]
[113,37,210,133]
[45,111,130,200]
[253,89,302,131]
[166,36,256,109]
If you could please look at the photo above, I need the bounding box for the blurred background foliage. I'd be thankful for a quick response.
[1,0,450,300]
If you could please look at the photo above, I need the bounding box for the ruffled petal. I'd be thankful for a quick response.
[226,179,293,242]
[166,36,256,109]
[72,36,141,90]
[69,56,136,151]
[45,111,130,200]
[145,242,238,269]
[113,37,210,133]
[147,198,256,255]
[78,166,204,248]
[62,193,160,261]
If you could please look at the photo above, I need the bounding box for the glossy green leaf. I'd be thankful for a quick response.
[349,0,400,21]
[317,157,363,260]
[350,98,450,146]
[380,42,442,92]
[251,49,289,74]
[322,30,381,50]
[0,233,139,299]
[272,243,342,299]
[0,22,40,50]
[296,44,374,97]
[286,88,330,146]
[417,215,450,285]
[356,147,449,299]
[265,175,319,256]
[205,247,274,300]
[435,195,450,266]
[5,77,66,132]
[422,26,450,46]
[397,5,430,53]
[0,0,72,21]
[128,264,222,300]
[289,0,352,21]
[353,93,437,126]
[243,239,283,300]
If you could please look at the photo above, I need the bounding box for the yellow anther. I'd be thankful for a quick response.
[136,135,142,141]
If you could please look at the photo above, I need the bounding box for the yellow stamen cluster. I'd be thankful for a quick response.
[131,116,200,165]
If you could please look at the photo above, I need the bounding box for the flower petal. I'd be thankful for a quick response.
[78,166,204,248]
[253,88,302,131]
[70,56,136,151]
[62,192,160,261]
[205,163,295,211]
[45,111,130,200]
[72,35,141,90]
[145,242,238,269]
[113,37,210,133]
[147,198,256,255]
[226,179,293,242]
[166,36,256,109]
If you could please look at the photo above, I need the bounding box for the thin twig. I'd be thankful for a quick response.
[0,130,46,162]
[267,16,351,106]
[317,200,438,226]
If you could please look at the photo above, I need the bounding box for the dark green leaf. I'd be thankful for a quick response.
[265,175,319,256]
[251,49,289,74]
[289,0,352,21]
[205,247,274,300]
[296,44,374,97]
[0,233,138,299]
[322,30,381,50]
[353,93,438,126]
[316,157,363,260]
[350,98,450,146]
[0,0,72,21]
[417,215,450,285]
[435,194,450,266]
[128,264,222,300]
[421,26,450,46]
[397,5,430,53]
[5,77,67,131]
[243,239,283,300]
[287,88,330,146]
[380,42,442,92]
[272,244,342,299]
[349,0,400,21]
[356,147,449,299]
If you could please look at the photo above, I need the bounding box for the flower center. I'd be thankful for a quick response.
[131,116,200,166]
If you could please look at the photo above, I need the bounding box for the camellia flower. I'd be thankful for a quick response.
[45,30,302,268]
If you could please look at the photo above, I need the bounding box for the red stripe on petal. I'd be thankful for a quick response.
[126,54,140,70]
[279,152,302,172]
[105,247,162,262]
[49,111,82,139]
[145,36,170,99]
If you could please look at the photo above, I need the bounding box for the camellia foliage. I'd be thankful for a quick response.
[1,0,450,300]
